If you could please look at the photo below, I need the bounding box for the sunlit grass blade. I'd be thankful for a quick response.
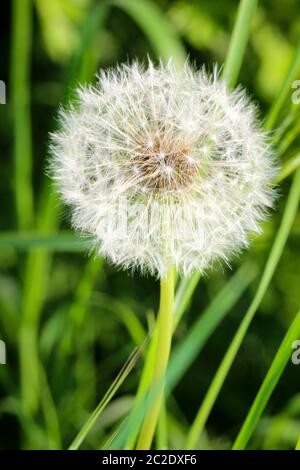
[10,0,34,230]
[124,325,157,450]
[274,154,300,183]
[68,341,148,450]
[109,263,255,450]
[296,436,300,450]
[232,308,300,450]
[277,121,300,156]
[185,168,300,449]
[111,0,186,67]
[272,107,299,145]
[264,40,300,130]
[222,0,258,88]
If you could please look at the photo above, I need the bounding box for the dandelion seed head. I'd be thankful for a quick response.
[50,60,277,278]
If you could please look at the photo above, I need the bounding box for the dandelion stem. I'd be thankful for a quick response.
[136,267,174,450]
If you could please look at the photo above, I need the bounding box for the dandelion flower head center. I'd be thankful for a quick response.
[131,131,198,191]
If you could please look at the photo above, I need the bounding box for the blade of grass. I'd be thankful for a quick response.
[222,0,258,88]
[39,363,62,450]
[232,308,300,450]
[68,340,148,450]
[274,154,300,183]
[124,325,158,449]
[92,292,146,348]
[0,232,90,252]
[296,437,300,450]
[10,0,34,230]
[272,107,299,145]
[111,0,186,67]
[277,120,300,156]
[264,41,300,130]
[185,168,300,449]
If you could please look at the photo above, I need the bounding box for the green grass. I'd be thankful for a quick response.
[1,0,300,451]
[233,307,300,449]
[11,0,34,230]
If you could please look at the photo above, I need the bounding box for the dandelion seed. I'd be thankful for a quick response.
[50,60,277,278]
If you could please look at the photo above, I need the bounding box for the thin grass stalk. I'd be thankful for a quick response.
[10,0,34,230]
[68,342,147,450]
[272,107,299,145]
[277,121,300,156]
[0,232,89,251]
[222,0,258,88]
[233,308,300,449]
[274,154,300,183]
[39,364,62,450]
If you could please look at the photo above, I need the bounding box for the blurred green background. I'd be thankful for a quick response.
[0,0,300,450]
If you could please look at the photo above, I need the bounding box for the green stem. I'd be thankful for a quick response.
[11,0,33,230]
[222,0,258,88]
[136,268,174,450]
[296,437,300,450]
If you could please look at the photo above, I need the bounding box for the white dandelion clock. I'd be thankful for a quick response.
[50,61,276,278]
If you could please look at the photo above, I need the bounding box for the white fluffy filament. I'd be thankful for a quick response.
[50,60,277,278]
